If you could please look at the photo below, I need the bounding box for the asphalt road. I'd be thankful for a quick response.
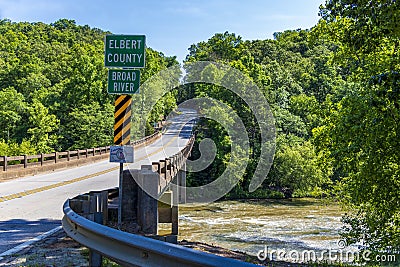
[0,109,197,256]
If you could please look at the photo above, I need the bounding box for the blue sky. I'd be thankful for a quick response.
[0,0,325,62]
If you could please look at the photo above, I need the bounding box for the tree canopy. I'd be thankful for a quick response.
[0,19,176,155]
[313,0,400,258]
[182,29,338,199]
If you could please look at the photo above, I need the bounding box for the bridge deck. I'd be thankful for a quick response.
[0,109,197,255]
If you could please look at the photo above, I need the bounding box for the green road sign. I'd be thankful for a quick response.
[105,35,146,68]
[108,69,140,94]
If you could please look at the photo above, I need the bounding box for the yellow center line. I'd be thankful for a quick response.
[0,135,178,203]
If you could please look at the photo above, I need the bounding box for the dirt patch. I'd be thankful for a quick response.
[0,230,307,267]
[0,231,88,267]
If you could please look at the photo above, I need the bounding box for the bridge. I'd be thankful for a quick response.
[0,109,257,266]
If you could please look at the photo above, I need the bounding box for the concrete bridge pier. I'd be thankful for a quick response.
[178,162,186,204]
[120,165,186,242]
[137,167,159,235]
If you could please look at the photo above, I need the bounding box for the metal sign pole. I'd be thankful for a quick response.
[118,162,123,229]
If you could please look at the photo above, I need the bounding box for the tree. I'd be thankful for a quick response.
[63,103,113,150]
[0,87,26,141]
[268,136,330,198]
[130,48,179,139]
[184,31,337,198]
[315,0,400,256]
[0,19,177,154]
[186,31,244,62]
[27,99,59,153]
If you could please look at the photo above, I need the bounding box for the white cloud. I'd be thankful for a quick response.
[168,6,203,16]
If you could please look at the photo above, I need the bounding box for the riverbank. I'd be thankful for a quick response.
[0,198,348,266]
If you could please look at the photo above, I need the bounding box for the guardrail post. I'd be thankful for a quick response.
[89,212,103,267]
[86,191,104,266]
[89,192,97,218]
[54,152,58,164]
[67,151,70,161]
[69,199,83,213]
[152,162,160,173]
[77,150,80,160]
[170,156,176,177]
[101,190,108,225]
[40,153,44,166]
[78,195,90,216]
[159,159,166,181]
[86,149,88,158]
[93,148,95,157]
[3,156,7,171]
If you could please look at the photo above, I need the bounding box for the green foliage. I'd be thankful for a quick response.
[319,0,399,56]
[3,12,398,258]
[184,30,338,198]
[0,139,36,157]
[226,186,285,200]
[27,99,59,153]
[0,19,175,155]
[186,31,244,63]
[0,87,26,140]
[130,48,179,139]
[313,0,400,258]
[63,102,113,150]
[269,136,331,198]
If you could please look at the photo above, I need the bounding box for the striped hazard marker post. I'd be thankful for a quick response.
[114,95,132,146]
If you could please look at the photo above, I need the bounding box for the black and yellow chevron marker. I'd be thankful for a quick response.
[114,95,132,145]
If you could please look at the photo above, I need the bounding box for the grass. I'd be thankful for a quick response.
[80,247,122,266]
[102,257,122,266]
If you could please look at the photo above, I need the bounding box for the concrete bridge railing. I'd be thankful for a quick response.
[0,130,162,180]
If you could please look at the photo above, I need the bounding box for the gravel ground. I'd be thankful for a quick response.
[0,230,306,267]
[0,230,88,267]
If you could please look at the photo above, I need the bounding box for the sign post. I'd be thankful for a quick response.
[105,34,145,228]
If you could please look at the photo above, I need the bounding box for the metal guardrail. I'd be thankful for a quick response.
[62,136,258,267]
[62,199,256,267]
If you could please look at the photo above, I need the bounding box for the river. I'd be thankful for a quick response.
[175,198,344,260]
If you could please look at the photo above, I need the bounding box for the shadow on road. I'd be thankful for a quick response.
[0,218,61,254]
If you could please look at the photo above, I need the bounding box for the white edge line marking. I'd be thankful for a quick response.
[0,225,62,260]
